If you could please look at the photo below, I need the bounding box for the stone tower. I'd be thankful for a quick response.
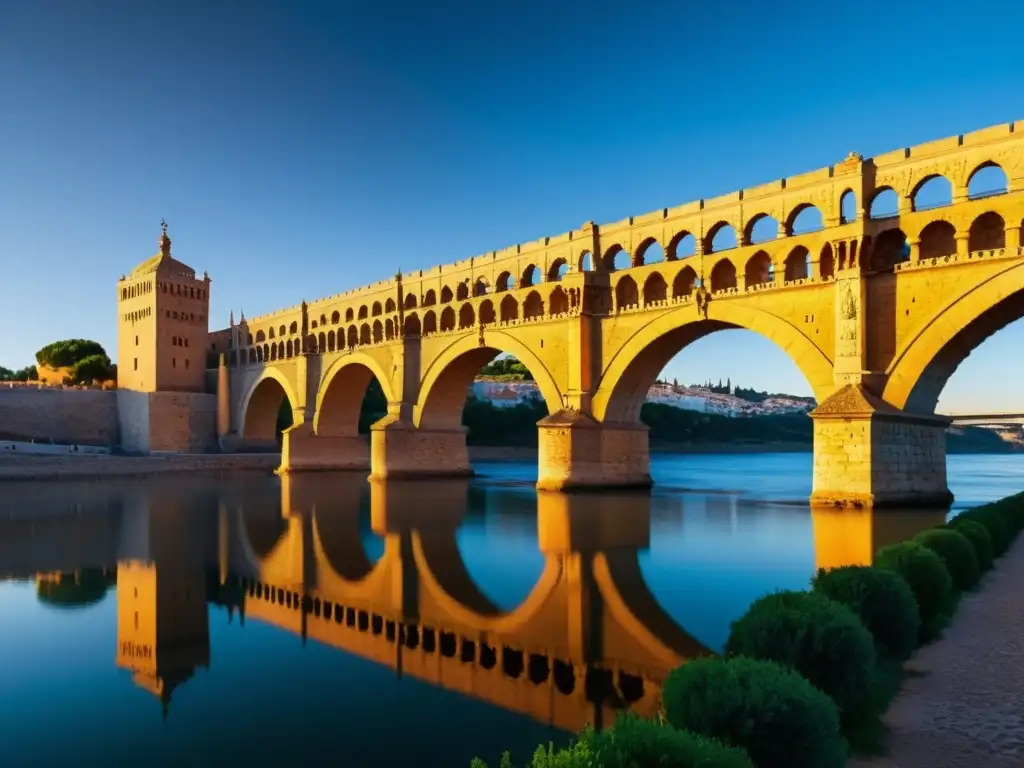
[116,221,211,393]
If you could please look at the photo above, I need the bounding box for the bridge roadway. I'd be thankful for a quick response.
[943,412,1024,426]
[199,120,1024,509]
[0,475,950,727]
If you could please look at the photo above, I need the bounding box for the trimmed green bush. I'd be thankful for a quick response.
[954,506,1012,556]
[914,528,980,591]
[470,713,753,768]
[662,655,846,768]
[875,541,952,631]
[811,565,919,660]
[948,519,994,572]
[725,590,876,712]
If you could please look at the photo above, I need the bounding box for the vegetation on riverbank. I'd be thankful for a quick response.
[473,492,1024,767]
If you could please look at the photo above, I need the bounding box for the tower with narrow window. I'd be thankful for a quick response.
[117,221,211,393]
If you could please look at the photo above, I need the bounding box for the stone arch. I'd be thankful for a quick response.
[592,302,835,423]
[744,250,773,287]
[347,325,358,347]
[403,293,418,310]
[236,501,290,576]
[577,250,594,272]
[404,312,421,336]
[458,302,475,329]
[744,213,780,245]
[709,258,737,292]
[523,290,543,319]
[704,221,737,253]
[423,289,437,307]
[884,261,1024,414]
[968,211,1006,251]
[358,305,368,320]
[479,299,496,325]
[870,228,909,271]
[603,244,630,272]
[910,174,953,211]
[414,331,563,430]
[314,353,397,437]
[345,308,354,322]
[473,277,490,297]
[359,323,371,344]
[615,275,639,311]
[869,187,899,219]
[494,271,513,292]
[918,220,956,260]
[372,320,383,343]
[547,258,568,282]
[499,294,518,322]
[240,368,300,442]
[548,286,568,316]
[423,310,437,335]
[787,203,824,235]
[820,243,835,279]
[672,266,698,297]
[785,245,810,281]
[456,283,470,301]
[634,238,666,266]
[318,331,327,352]
[668,231,696,260]
[440,306,456,331]
[521,264,539,287]
[642,272,668,304]
[385,318,395,340]
[441,286,454,304]
[967,162,1009,198]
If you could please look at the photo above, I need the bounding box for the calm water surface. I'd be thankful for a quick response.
[1,453,1022,767]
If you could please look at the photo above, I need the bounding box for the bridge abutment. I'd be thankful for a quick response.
[369,415,473,480]
[279,423,370,473]
[810,384,953,509]
[536,410,652,492]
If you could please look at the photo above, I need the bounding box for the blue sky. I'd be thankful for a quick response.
[1,0,1022,412]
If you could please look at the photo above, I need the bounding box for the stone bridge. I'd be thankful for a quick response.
[214,120,1024,507]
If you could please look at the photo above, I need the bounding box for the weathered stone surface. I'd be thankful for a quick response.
[0,388,119,446]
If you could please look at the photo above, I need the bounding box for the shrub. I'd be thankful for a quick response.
[875,541,952,631]
[470,713,753,768]
[662,656,846,768]
[914,528,980,591]
[948,519,994,572]
[35,339,107,369]
[725,590,876,712]
[953,507,1011,557]
[70,354,113,385]
[811,565,919,660]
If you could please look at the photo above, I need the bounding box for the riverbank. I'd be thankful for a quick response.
[849,532,1024,768]
[0,453,279,481]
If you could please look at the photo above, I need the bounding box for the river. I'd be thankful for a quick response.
[0,452,1021,767]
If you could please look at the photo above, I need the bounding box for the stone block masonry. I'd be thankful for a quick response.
[118,390,218,454]
[0,387,119,447]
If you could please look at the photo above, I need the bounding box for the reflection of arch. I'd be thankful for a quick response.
[314,353,397,436]
[811,505,949,571]
[884,261,1024,413]
[240,369,300,441]
[593,303,835,423]
[236,502,290,576]
[414,331,561,429]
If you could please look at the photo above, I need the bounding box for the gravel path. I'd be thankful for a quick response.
[850,534,1024,768]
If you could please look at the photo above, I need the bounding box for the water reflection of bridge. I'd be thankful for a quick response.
[0,476,948,731]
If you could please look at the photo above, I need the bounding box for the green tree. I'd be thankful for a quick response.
[35,339,108,368]
[71,354,113,384]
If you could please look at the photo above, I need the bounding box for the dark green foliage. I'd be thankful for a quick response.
[725,590,876,712]
[914,528,981,591]
[0,365,37,381]
[35,339,107,368]
[874,542,952,632]
[463,396,548,446]
[479,356,535,381]
[662,656,847,768]
[642,403,812,444]
[948,519,994,571]
[811,565,919,661]
[470,713,753,768]
[952,507,1012,556]
[70,354,113,384]
[36,569,115,609]
[275,397,293,442]
[358,377,387,433]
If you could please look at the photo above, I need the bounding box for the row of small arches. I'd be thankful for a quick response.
[122,307,152,324]
[120,281,153,302]
[867,163,1010,219]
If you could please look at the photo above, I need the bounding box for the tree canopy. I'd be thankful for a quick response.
[35,339,108,368]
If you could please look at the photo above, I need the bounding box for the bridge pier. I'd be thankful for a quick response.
[279,422,370,473]
[810,384,953,509]
[368,415,473,480]
[536,410,652,492]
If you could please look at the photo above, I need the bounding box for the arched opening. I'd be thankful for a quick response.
[604,245,631,272]
[473,278,489,297]
[523,291,543,320]
[967,163,1009,199]
[385,298,396,314]
[241,376,296,449]
[441,286,454,304]
[789,205,824,235]
[312,478,383,584]
[521,265,538,287]
[744,251,774,288]
[548,287,569,316]
[672,266,698,298]
[705,222,737,254]
[403,294,418,310]
[345,308,354,322]
[911,175,953,212]
[347,326,358,347]
[458,303,475,330]
[840,190,857,224]
[318,332,327,352]
[784,246,810,282]
[615,276,639,311]
[456,283,470,301]
[404,312,421,336]
[968,211,1006,252]
[423,289,437,307]
[499,294,518,323]
[635,240,666,266]
[918,220,956,260]
[385,318,395,340]
[359,324,371,344]
[746,214,780,245]
[440,306,456,332]
[315,359,391,443]
[577,250,594,272]
[669,232,696,260]
[870,228,909,271]
[496,272,514,292]
[358,306,368,320]
[819,243,835,280]
[709,259,737,292]
[643,272,668,304]
[479,299,496,325]
[423,311,438,335]
[869,188,899,219]
[547,259,568,282]
[372,320,383,343]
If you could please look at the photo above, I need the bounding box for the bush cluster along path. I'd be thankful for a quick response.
[850,533,1024,768]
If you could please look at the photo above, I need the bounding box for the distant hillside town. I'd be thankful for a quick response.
[472,358,816,418]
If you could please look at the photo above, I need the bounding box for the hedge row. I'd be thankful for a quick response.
[474,492,1024,768]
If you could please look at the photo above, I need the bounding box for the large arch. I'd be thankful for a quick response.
[313,352,398,437]
[239,368,301,442]
[592,302,836,423]
[413,331,563,429]
[884,261,1024,413]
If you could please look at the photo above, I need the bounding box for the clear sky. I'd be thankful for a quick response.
[1,0,1022,413]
